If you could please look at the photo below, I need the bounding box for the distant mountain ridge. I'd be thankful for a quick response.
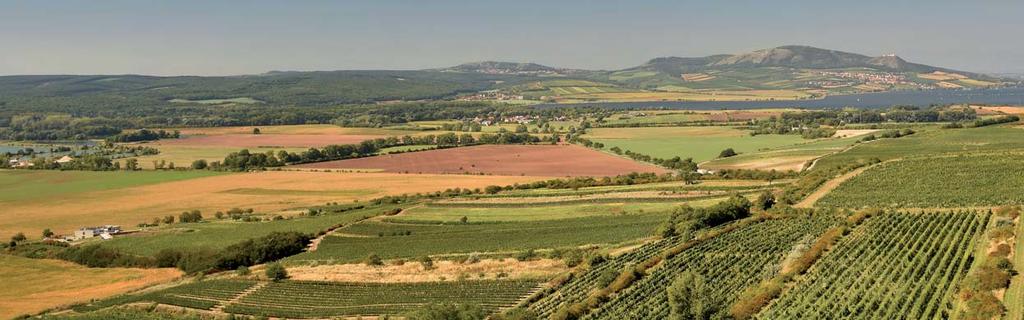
[443,45,988,80]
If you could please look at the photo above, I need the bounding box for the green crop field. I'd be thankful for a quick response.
[391,197,727,223]
[75,279,257,312]
[584,127,809,162]
[815,125,1024,169]
[0,170,222,203]
[817,154,1024,208]
[759,211,987,319]
[101,204,398,256]
[222,280,540,318]
[290,213,668,264]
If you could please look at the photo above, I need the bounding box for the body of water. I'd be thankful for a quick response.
[534,87,1024,110]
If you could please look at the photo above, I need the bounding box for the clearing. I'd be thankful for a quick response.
[292,144,672,177]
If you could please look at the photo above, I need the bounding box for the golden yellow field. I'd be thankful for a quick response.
[681,73,715,82]
[554,89,813,103]
[0,171,545,238]
[0,255,181,319]
[917,71,967,81]
[172,124,407,136]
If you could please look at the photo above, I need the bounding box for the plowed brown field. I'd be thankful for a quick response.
[293,144,672,177]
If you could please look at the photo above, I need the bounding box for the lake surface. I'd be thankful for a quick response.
[534,87,1024,110]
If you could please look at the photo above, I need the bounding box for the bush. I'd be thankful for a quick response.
[366,253,384,266]
[718,148,738,158]
[405,303,487,320]
[265,263,288,281]
[236,265,251,276]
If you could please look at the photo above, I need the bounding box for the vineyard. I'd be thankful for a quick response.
[220,280,540,318]
[526,236,686,318]
[290,214,668,264]
[757,210,988,319]
[75,280,256,312]
[571,215,837,319]
[817,155,1024,208]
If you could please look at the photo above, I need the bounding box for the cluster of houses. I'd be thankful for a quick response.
[458,90,525,101]
[470,115,569,126]
[6,155,73,168]
[811,71,931,89]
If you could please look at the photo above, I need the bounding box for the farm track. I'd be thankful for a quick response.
[795,158,899,208]
[308,214,383,251]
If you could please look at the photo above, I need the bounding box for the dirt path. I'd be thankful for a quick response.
[794,165,874,208]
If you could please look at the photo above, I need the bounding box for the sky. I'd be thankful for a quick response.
[1,0,1022,76]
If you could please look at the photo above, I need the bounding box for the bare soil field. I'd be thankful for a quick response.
[156,134,382,148]
[293,144,673,177]
[705,156,812,172]
[286,258,566,283]
[832,129,878,138]
[0,255,181,319]
[0,171,543,237]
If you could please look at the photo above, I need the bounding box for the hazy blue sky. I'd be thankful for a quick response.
[2,0,1022,76]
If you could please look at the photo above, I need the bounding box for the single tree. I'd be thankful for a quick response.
[366,253,384,266]
[265,263,288,281]
[718,148,738,158]
[42,228,54,238]
[191,159,208,170]
[667,271,715,320]
[125,158,139,171]
[253,127,261,135]
[755,191,776,211]
[11,232,27,242]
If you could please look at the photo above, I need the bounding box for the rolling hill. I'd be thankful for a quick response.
[0,45,1008,111]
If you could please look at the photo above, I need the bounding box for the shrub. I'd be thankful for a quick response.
[366,253,384,266]
[718,148,737,158]
[265,263,288,281]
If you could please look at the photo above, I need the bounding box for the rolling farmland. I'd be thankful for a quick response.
[293,144,672,177]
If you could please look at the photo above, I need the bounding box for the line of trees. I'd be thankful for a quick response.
[105,129,180,142]
[213,131,544,171]
[58,231,312,274]
[749,106,976,137]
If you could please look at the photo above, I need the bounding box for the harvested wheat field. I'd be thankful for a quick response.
[0,255,181,319]
[293,144,673,177]
[156,134,382,148]
[0,171,543,238]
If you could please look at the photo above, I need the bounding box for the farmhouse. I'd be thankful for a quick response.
[9,158,34,168]
[70,225,122,241]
